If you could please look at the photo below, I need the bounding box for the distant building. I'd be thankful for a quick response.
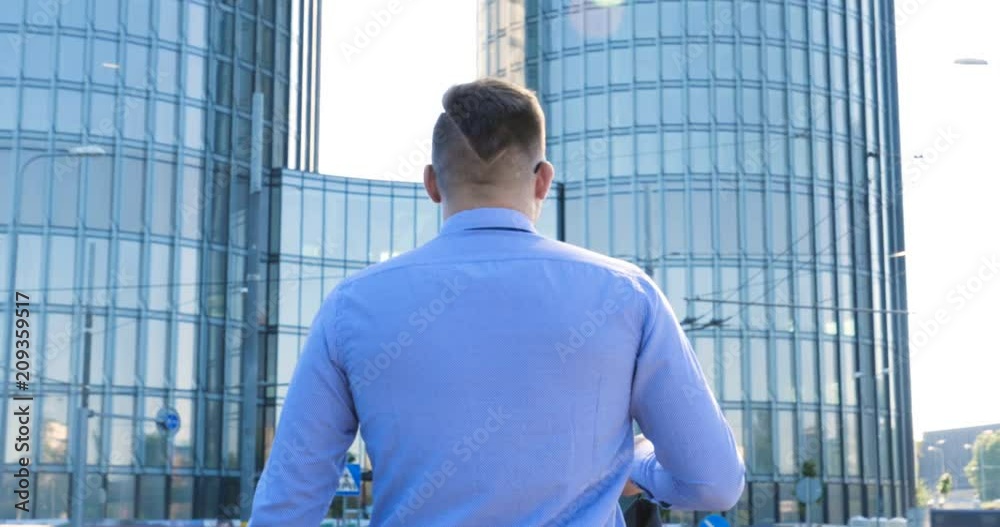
[919,424,1000,490]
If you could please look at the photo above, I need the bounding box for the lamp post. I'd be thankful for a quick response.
[18,145,111,527]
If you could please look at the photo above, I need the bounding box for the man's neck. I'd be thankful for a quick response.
[442,200,536,222]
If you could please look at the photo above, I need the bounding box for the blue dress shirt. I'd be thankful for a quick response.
[250,207,745,526]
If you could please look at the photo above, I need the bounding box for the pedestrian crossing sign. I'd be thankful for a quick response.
[336,463,361,496]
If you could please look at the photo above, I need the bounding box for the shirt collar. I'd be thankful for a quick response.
[438,207,537,236]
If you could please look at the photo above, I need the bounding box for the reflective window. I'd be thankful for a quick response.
[92,39,119,85]
[369,195,392,262]
[126,44,149,89]
[587,93,608,131]
[151,161,176,235]
[611,192,635,256]
[564,96,583,134]
[35,472,70,518]
[844,412,860,476]
[722,338,743,401]
[155,101,176,144]
[586,48,606,88]
[610,47,631,84]
[186,54,206,100]
[120,158,146,232]
[24,34,53,80]
[346,193,369,261]
[777,339,795,402]
[690,132,711,174]
[127,0,151,36]
[766,44,785,82]
[148,243,171,311]
[280,186,301,255]
[138,475,167,519]
[689,87,709,124]
[179,247,199,315]
[188,3,208,48]
[0,87,13,130]
[661,87,683,124]
[824,412,843,476]
[22,88,51,132]
[751,409,774,474]
[712,42,736,81]
[663,132,683,174]
[719,189,738,253]
[636,89,657,126]
[171,477,194,513]
[55,89,83,134]
[635,46,657,82]
[185,106,205,149]
[659,2,683,36]
[146,319,168,388]
[691,189,712,253]
[637,133,658,175]
[157,49,178,94]
[741,44,760,80]
[44,315,74,382]
[716,87,736,124]
[630,2,655,37]
[176,322,196,390]
[94,1,119,31]
[159,0,180,42]
[823,341,840,403]
[741,86,761,125]
[660,44,684,80]
[114,319,138,385]
[180,166,202,239]
[587,192,609,254]
[85,157,113,229]
[117,241,141,309]
[611,92,632,128]
[750,338,769,401]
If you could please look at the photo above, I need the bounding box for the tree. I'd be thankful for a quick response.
[938,472,953,502]
[964,430,1000,501]
[915,479,932,507]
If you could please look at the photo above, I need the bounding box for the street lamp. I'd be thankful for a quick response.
[18,145,109,178]
[18,145,112,527]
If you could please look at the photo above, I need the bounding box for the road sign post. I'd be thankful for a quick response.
[796,477,823,527]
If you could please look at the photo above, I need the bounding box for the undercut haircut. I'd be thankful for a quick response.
[431,78,546,187]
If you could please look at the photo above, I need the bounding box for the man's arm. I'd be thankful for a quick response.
[250,299,359,526]
[628,275,745,511]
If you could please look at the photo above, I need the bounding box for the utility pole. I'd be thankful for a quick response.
[71,244,96,527]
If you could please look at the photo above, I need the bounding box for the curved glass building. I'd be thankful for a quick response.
[477,0,913,524]
[0,0,320,519]
[2,0,914,523]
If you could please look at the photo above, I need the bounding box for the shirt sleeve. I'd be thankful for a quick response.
[628,275,745,511]
[250,294,359,526]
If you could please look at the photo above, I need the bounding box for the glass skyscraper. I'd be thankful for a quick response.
[477,0,914,524]
[1,0,914,524]
[0,0,320,519]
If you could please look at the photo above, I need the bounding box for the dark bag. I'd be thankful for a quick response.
[621,496,662,527]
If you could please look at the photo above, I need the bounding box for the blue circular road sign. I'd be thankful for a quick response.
[700,514,730,527]
[156,407,182,435]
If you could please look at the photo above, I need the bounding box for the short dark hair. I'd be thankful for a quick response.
[431,78,545,185]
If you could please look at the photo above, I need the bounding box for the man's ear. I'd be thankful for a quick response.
[424,164,442,203]
[533,161,554,201]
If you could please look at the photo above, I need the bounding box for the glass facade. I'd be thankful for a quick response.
[0,0,320,520]
[476,0,914,524]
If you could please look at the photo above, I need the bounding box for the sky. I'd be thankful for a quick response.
[320,1,1000,438]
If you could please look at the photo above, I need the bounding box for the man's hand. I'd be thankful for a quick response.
[621,434,652,497]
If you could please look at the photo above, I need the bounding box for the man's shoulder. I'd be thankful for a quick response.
[535,237,648,279]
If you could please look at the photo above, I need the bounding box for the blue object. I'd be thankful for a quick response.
[250,208,745,526]
[335,463,361,496]
[701,514,730,527]
[156,407,181,435]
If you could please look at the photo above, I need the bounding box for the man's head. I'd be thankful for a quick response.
[423,78,554,220]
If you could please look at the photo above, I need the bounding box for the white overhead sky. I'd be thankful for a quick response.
[320,0,1000,437]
